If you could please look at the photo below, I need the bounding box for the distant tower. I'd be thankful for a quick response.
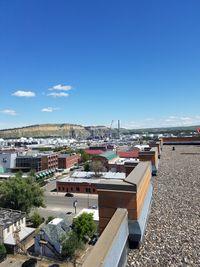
[118,120,120,139]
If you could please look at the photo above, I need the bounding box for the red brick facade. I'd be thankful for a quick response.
[58,154,80,169]
[56,181,97,194]
[41,153,58,170]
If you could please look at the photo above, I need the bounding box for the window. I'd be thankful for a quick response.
[71,187,73,192]
[62,187,64,191]
[76,187,80,192]
[86,188,88,193]
[58,186,61,191]
[93,188,95,193]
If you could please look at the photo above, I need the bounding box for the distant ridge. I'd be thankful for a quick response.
[0,123,111,139]
[0,123,198,139]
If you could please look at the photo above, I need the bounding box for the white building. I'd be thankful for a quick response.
[0,208,35,253]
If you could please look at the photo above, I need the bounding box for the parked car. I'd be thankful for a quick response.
[21,258,37,267]
[88,234,98,246]
[89,205,97,209]
[65,192,74,197]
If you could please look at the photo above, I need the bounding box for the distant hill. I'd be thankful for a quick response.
[0,123,199,139]
[0,123,113,139]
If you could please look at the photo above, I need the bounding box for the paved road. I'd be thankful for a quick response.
[36,191,98,219]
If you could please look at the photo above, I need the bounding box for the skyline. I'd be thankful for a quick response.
[1,1,200,129]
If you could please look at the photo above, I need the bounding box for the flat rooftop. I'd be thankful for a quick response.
[58,162,152,193]
[128,145,200,266]
[74,208,99,221]
[0,208,26,229]
[58,171,126,185]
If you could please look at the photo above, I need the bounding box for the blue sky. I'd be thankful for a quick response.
[1,0,200,129]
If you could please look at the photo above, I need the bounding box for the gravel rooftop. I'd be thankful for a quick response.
[127,145,200,267]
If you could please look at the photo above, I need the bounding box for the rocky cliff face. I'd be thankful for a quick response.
[0,124,91,138]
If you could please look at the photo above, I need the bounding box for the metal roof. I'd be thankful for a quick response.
[98,151,118,161]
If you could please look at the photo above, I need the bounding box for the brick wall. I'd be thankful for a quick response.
[56,181,97,194]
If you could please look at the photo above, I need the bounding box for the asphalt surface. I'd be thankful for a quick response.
[36,190,98,219]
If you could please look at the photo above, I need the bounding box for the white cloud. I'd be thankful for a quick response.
[123,115,200,129]
[180,117,192,121]
[12,90,36,97]
[41,107,60,112]
[49,84,72,91]
[0,109,17,116]
[47,92,69,97]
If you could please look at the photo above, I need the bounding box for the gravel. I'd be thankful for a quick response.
[127,145,200,267]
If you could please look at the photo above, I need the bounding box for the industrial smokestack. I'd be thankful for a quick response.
[118,120,120,139]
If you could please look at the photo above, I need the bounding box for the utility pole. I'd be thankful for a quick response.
[73,200,78,214]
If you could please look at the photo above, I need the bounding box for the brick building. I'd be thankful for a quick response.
[57,162,153,247]
[58,154,80,169]
[56,171,126,195]
[97,161,152,246]
[15,152,58,172]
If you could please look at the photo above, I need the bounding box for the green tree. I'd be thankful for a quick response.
[46,216,55,224]
[61,231,83,259]
[30,212,44,228]
[72,212,97,241]
[84,162,90,172]
[78,150,90,163]
[90,161,106,176]
[0,244,6,258]
[0,174,45,214]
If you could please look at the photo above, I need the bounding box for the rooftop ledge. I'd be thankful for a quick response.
[96,161,152,192]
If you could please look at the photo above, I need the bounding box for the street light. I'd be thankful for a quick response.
[73,199,78,214]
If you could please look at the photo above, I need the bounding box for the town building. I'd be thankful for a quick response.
[58,153,80,169]
[0,208,35,253]
[0,152,17,173]
[56,171,126,195]
[15,152,58,172]
[96,161,152,247]
[34,217,71,258]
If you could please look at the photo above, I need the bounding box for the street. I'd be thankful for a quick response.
[34,179,98,219]
[36,191,98,219]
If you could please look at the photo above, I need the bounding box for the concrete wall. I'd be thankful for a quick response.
[83,209,129,267]
[97,162,152,236]
[139,147,159,175]
[128,183,153,246]
[161,136,200,145]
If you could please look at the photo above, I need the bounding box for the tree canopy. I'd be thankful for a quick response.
[72,212,97,241]
[61,231,83,259]
[30,212,44,228]
[0,244,6,257]
[0,174,45,214]
[78,149,90,162]
[90,161,106,176]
